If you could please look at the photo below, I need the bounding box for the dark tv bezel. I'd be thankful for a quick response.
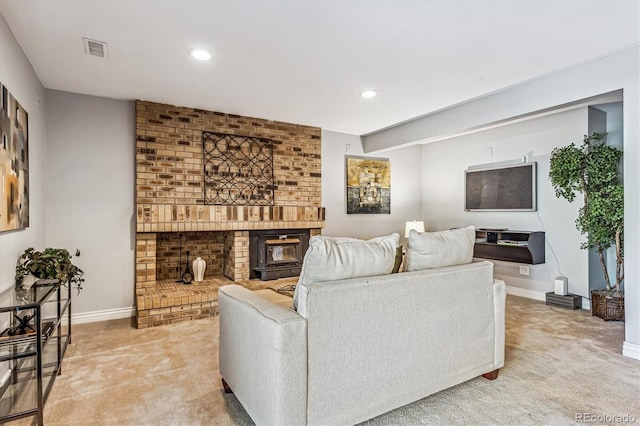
[464,162,537,212]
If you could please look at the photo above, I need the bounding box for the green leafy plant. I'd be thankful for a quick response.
[549,132,623,294]
[16,248,85,292]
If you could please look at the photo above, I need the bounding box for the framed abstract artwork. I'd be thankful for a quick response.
[346,156,390,214]
[0,82,29,232]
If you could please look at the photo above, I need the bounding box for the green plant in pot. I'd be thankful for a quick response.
[16,247,85,293]
[549,132,623,320]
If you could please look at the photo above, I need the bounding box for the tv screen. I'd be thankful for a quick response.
[465,163,537,211]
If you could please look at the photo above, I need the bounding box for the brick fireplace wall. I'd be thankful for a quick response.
[135,100,325,327]
[135,100,321,207]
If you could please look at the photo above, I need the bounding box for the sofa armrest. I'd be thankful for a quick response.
[493,279,506,369]
[218,285,307,425]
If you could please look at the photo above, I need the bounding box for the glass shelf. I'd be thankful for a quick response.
[0,280,60,310]
[0,280,71,425]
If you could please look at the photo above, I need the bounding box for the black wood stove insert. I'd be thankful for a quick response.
[249,229,310,280]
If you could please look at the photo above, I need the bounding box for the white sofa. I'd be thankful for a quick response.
[219,259,506,425]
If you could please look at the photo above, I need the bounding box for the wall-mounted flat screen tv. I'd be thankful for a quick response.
[465,162,537,211]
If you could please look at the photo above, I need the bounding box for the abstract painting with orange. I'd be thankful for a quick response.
[346,156,390,214]
[1,82,29,232]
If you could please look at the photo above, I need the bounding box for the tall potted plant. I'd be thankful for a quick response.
[549,132,624,320]
[15,247,85,293]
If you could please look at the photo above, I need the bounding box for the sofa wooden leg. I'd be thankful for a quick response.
[482,369,500,380]
[222,378,233,394]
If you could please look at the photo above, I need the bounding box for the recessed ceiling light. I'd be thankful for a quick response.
[188,48,212,61]
[359,90,378,99]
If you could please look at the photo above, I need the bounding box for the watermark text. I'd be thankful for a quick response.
[576,413,638,423]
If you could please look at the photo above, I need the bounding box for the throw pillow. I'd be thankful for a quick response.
[293,233,400,316]
[405,225,475,271]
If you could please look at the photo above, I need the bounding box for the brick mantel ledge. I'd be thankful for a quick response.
[136,204,325,232]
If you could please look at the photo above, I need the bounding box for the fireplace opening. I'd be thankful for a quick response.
[250,229,310,280]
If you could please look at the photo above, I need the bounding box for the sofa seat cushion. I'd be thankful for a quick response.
[405,226,475,271]
[293,233,400,317]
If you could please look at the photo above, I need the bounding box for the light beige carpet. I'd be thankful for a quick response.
[17,295,640,425]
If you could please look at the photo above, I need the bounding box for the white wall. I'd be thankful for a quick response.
[321,130,422,240]
[596,102,623,150]
[0,14,46,292]
[595,102,624,283]
[44,90,135,316]
[422,108,589,299]
[586,107,608,293]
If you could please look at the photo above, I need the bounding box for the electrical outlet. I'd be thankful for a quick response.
[519,265,530,276]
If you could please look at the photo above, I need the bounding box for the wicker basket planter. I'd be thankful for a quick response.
[591,290,624,321]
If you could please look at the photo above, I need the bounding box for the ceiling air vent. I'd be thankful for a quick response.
[83,38,108,59]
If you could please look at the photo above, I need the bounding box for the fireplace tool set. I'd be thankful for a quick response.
[176,233,193,284]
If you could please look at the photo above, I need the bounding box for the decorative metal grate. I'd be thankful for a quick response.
[203,131,275,205]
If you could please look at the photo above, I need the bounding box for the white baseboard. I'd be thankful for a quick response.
[622,341,640,361]
[505,286,546,301]
[71,307,134,324]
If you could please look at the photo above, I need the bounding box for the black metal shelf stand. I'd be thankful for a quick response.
[0,280,71,425]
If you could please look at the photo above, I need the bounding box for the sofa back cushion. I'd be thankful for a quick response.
[293,233,400,317]
[405,226,475,271]
[302,260,500,425]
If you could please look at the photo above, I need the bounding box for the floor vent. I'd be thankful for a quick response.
[83,38,108,58]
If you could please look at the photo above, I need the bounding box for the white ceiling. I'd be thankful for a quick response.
[0,0,638,135]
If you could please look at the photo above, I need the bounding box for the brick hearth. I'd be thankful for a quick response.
[136,276,298,328]
[134,100,324,328]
